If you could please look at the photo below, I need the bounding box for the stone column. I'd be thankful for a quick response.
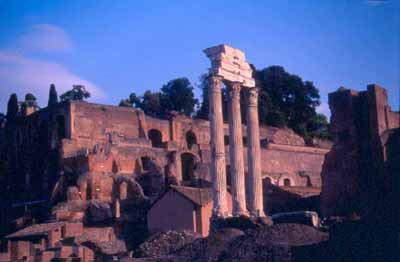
[208,76,229,217]
[246,87,265,217]
[227,82,248,216]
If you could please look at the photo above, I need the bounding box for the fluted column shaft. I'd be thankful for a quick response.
[246,87,265,217]
[227,82,248,216]
[208,76,229,217]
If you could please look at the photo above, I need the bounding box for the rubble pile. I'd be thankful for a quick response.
[136,230,201,258]
[132,224,328,262]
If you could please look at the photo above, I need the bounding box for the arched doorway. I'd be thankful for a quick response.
[186,130,197,149]
[148,129,163,148]
[264,177,273,185]
[181,153,196,182]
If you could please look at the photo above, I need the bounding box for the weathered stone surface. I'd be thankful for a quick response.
[86,200,112,223]
[67,186,81,201]
[321,85,399,218]
[204,44,255,87]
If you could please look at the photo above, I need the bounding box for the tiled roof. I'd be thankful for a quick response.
[6,222,65,239]
[170,185,213,206]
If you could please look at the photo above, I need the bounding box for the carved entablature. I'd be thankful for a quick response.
[204,44,255,88]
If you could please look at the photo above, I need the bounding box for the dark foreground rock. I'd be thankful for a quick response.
[136,230,202,258]
[127,224,329,262]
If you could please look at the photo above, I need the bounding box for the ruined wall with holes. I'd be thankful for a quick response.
[1,99,331,232]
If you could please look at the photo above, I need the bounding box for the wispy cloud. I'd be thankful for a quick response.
[365,0,389,7]
[0,51,105,109]
[19,24,73,53]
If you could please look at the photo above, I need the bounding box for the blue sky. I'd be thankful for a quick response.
[0,0,399,118]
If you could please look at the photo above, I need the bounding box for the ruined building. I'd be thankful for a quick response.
[321,84,399,218]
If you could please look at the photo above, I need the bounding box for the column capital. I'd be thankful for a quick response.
[227,81,242,98]
[208,75,223,89]
[247,87,259,107]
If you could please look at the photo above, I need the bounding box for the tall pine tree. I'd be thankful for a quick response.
[6,93,18,122]
[48,84,58,107]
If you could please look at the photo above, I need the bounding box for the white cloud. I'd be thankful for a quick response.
[316,102,331,119]
[19,24,73,53]
[0,51,105,109]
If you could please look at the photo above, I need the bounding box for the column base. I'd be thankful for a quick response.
[249,209,266,218]
[212,208,231,219]
[232,209,250,217]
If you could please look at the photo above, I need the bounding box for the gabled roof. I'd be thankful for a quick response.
[6,222,65,239]
[170,185,213,207]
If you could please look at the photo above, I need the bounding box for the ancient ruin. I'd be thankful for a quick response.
[0,44,398,261]
[204,44,264,217]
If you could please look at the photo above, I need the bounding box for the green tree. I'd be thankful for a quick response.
[118,92,141,107]
[306,113,331,140]
[160,78,198,116]
[48,84,58,106]
[195,74,229,121]
[24,93,37,107]
[6,93,18,122]
[196,74,210,120]
[255,66,324,138]
[60,85,90,102]
[140,90,163,117]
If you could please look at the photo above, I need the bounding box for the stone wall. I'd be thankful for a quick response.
[320,85,399,217]
[0,99,331,235]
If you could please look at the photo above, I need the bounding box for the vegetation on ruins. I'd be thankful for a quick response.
[48,84,59,106]
[161,78,198,116]
[60,85,91,102]
[119,77,198,118]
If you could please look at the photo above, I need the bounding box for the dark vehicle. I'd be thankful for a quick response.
[271,211,321,228]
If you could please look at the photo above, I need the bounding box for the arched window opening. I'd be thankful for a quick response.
[186,130,197,149]
[181,153,196,182]
[265,177,272,184]
[148,129,163,148]
[283,178,291,187]
[56,115,66,139]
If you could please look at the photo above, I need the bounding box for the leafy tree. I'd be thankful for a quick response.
[24,93,37,107]
[160,78,198,116]
[195,74,229,121]
[255,66,326,138]
[119,92,141,107]
[6,93,18,122]
[307,113,332,140]
[196,74,210,120]
[60,85,90,102]
[140,90,163,117]
[48,84,58,106]
[118,99,132,107]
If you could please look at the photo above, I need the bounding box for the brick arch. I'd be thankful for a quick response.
[180,151,200,182]
[278,175,296,187]
[185,129,198,149]
[148,129,163,148]
[264,176,275,185]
